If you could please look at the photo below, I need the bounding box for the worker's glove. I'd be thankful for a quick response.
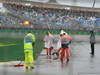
[69,40,72,44]
[32,42,35,46]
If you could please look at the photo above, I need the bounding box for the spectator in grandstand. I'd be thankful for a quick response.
[44,32,53,56]
[24,32,36,71]
[60,30,72,63]
[90,30,95,56]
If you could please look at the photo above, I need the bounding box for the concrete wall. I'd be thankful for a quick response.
[0,32,100,43]
[72,35,100,43]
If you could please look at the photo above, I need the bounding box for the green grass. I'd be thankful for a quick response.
[0,38,24,62]
[0,37,44,62]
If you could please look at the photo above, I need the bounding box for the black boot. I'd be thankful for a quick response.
[67,58,69,62]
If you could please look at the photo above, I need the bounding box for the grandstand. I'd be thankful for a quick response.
[0,0,100,30]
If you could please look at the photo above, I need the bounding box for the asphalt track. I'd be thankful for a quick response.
[0,42,100,75]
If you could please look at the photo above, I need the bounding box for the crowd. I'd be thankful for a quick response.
[0,12,22,26]
[0,3,100,28]
[44,30,72,63]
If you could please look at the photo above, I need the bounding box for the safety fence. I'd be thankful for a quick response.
[0,29,100,35]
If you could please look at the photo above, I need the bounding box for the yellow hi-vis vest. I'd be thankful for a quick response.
[24,43,33,50]
[24,33,36,50]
